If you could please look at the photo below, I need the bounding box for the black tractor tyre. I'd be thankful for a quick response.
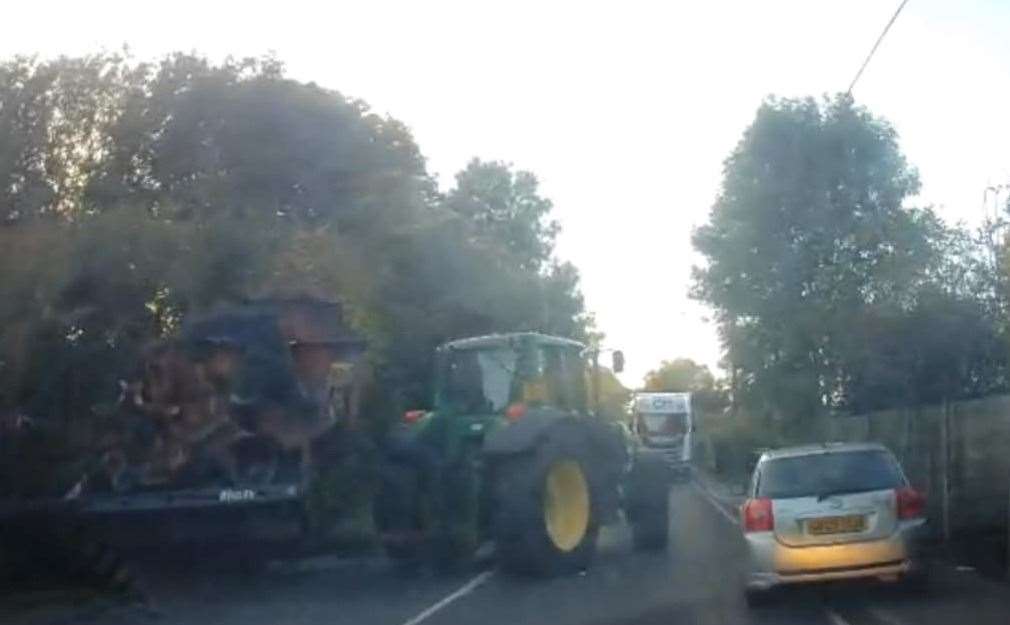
[626,452,671,551]
[492,434,599,576]
[374,462,424,566]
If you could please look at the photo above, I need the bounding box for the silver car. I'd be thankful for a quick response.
[741,442,928,605]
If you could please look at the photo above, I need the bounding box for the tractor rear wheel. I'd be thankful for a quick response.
[493,435,598,575]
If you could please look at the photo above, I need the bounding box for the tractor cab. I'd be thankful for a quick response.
[435,333,589,419]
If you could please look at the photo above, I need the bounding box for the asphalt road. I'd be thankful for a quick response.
[9,483,1010,625]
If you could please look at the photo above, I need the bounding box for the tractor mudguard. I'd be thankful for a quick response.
[483,411,626,523]
[481,409,574,457]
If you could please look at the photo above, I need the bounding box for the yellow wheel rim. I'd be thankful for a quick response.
[543,459,590,552]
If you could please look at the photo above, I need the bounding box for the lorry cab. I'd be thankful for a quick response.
[633,392,693,481]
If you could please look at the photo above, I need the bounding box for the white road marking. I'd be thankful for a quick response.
[692,481,740,526]
[824,608,852,625]
[400,570,494,625]
[867,607,905,625]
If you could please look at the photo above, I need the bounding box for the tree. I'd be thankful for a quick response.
[85,53,431,233]
[692,94,1003,417]
[373,161,593,409]
[445,159,560,272]
[0,53,138,222]
[596,367,631,421]
[642,359,715,393]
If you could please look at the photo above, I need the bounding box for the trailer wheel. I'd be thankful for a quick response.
[493,434,599,575]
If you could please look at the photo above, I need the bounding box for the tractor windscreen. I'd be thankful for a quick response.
[441,347,518,413]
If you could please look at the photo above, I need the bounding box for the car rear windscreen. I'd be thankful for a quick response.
[757,450,905,499]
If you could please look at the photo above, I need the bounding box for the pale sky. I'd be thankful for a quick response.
[6,0,1010,385]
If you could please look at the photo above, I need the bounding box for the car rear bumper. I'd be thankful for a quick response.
[747,559,912,589]
[745,519,927,589]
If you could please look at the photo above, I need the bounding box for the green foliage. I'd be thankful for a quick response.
[643,358,715,393]
[641,358,729,417]
[595,367,630,421]
[702,414,782,481]
[446,159,559,272]
[0,53,135,221]
[693,94,1007,418]
[372,162,592,411]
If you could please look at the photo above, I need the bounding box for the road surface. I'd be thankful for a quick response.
[8,482,1010,625]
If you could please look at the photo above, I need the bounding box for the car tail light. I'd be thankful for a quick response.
[741,498,774,532]
[896,486,925,520]
[505,402,527,422]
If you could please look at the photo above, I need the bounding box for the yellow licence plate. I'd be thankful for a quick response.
[807,515,865,535]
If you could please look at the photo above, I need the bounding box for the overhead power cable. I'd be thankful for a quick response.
[846,0,910,96]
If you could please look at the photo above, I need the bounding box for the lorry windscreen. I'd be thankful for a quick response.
[641,412,688,435]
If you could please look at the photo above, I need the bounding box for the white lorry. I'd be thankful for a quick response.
[632,392,693,481]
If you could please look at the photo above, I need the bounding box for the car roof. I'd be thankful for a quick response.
[758,442,890,462]
[440,332,585,351]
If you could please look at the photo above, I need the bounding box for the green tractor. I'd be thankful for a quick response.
[375,333,671,575]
